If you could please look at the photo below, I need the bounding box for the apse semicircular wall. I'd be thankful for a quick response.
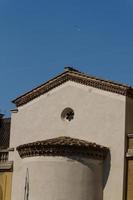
[16,136,109,200]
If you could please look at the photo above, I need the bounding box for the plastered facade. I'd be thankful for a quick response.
[10,81,126,200]
[14,157,103,200]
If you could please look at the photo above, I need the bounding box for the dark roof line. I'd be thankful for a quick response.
[68,67,129,87]
[17,136,109,160]
[12,67,133,107]
[12,70,68,103]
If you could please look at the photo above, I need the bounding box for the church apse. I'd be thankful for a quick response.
[16,136,109,200]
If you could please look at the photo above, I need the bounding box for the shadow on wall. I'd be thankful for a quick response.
[60,153,111,190]
[24,168,29,200]
[103,151,111,188]
[65,152,111,190]
[23,153,111,199]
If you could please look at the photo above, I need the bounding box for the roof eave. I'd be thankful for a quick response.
[12,69,133,107]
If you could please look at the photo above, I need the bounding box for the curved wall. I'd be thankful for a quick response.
[10,81,125,199]
[15,156,103,200]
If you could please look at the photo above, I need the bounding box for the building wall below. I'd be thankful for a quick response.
[11,156,103,200]
[10,81,126,200]
[0,172,12,200]
[127,160,133,200]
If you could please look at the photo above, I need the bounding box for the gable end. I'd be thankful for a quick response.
[12,69,133,107]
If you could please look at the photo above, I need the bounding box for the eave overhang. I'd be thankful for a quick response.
[12,67,133,107]
[16,136,109,160]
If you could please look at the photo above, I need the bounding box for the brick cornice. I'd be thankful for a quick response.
[12,69,133,107]
[16,136,109,160]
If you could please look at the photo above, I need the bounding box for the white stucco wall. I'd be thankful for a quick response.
[11,156,103,200]
[10,81,126,200]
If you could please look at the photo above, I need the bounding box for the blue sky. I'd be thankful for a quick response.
[0,0,133,116]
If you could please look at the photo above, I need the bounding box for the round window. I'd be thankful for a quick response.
[61,108,74,122]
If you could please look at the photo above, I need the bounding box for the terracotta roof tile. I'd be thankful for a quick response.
[17,136,109,160]
[12,67,133,107]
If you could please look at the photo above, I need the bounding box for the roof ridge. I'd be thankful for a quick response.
[64,66,80,73]
[12,67,133,107]
[67,68,129,88]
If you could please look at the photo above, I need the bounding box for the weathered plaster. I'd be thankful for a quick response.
[10,81,126,200]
